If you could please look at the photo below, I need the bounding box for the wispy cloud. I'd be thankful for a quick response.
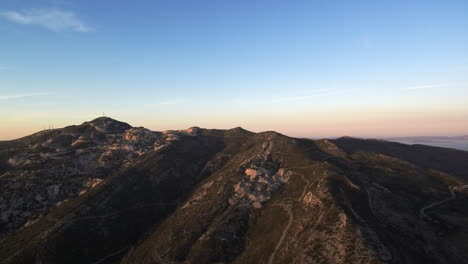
[235,90,337,105]
[271,91,337,103]
[143,99,186,107]
[405,84,443,90]
[0,93,49,100]
[159,100,181,105]
[0,9,93,32]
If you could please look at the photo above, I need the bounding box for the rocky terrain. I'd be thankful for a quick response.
[1,117,468,264]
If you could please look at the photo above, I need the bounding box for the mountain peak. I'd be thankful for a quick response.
[224,126,253,136]
[229,126,249,132]
[83,116,132,133]
[88,116,123,124]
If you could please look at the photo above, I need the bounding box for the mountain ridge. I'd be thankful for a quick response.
[1,117,468,264]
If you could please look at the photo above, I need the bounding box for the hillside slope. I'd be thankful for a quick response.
[1,118,468,264]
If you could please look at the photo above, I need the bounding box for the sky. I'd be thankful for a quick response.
[1,0,468,140]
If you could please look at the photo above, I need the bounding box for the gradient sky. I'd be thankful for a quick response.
[1,0,468,140]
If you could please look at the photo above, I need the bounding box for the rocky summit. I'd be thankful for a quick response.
[1,117,468,264]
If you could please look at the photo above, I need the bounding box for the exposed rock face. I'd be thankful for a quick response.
[231,143,288,209]
[0,117,159,241]
[1,118,468,264]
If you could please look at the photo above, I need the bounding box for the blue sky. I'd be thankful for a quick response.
[1,0,468,139]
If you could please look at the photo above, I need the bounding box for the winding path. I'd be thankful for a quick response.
[420,185,468,221]
[267,166,323,264]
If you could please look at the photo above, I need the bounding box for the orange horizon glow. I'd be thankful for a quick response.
[2,108,467,141]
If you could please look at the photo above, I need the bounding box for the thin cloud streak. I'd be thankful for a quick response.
[405,84,443,90]
[143,99,185,107]
[234,90,338,105]
[0,9,93,32]
[0,93,50,100]
[271,92,338,103]
[159,100,180,105]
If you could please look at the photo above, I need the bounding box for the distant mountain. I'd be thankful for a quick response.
[385,136,468,151]
[1,117,468,264]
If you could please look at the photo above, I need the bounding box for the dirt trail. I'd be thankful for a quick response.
[267,166,324,264]
[267,205,293,264]
[420,185,468,220]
